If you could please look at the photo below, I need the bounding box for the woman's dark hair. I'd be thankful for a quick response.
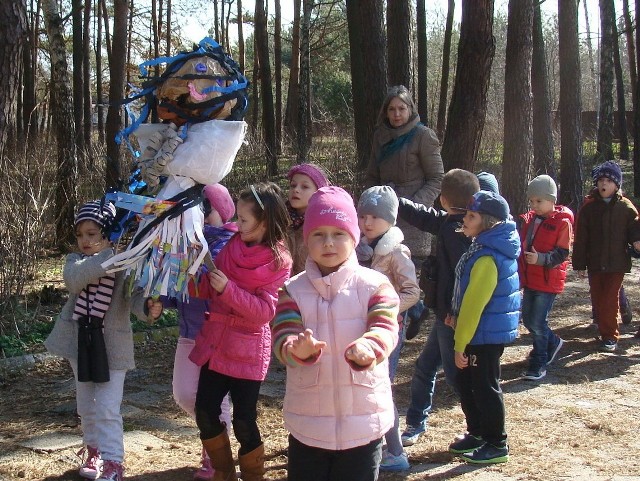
[376,85,418,126]
[238,182,291,268]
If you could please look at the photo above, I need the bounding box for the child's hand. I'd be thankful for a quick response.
[633,240,640,252]
[208,269,229,293]
[455,351,468,369]
[444,314,457,329]
[524,246,539,265]
[346,341,376,367]
[146,298,163,324]
[288,328,327,360]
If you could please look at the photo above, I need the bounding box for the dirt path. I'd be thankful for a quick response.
[1,273,640,480]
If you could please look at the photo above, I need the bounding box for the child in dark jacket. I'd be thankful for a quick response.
[397,169,480,447]
[518,175,573,381]
[573,161,640,351]
[447,191,520,464]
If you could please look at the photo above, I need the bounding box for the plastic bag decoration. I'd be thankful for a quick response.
[100,37,248,301]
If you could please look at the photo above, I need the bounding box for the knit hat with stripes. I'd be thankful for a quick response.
[75,200,117,231]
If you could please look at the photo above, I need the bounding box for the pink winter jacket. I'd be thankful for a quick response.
[189,234,292,381]
[272,254,399,450]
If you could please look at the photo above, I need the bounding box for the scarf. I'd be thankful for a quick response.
[286,201,305,230]
[73,268,115,383]
[377,123,422,165]
[450,240,483,317]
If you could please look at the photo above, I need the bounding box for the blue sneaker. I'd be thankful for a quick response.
[522,368,546,381]
[401,424,425,447]
[547,337,564,365]
[379,450,410,472]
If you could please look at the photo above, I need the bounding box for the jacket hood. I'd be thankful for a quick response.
[476,220,520,260]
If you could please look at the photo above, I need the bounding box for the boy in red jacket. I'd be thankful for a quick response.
[518,175,573,380]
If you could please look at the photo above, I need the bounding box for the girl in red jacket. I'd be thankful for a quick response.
[189,182,292,481]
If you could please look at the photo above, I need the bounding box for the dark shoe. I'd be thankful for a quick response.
[401,424,426,447]
[621,297,633,325]
[599,339,617,352]
[635,329,640,339]
[547,337,564,365]
[522,368,546,381]
[460,444,509,464]
[405,307,429,340]
[448,433,485,454]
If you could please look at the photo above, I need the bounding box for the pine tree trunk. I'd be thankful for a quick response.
[441,0,495,171]
[416,0,428,122]
[613,12,629,159]
[0,0,27,156]
[436,0,454,139]
[297,0,313,163]
[501,0,533,216]
[284,0,301,140]
[72,0,85,153]
[82,0,92,151]
[596,0,615,163]
[531,2,555,177]
[237,0,245,72]
[346,0,367,170]
[43,0,78,248]
[22,0,38,140]
[95,0,104,144]
[558,0,584,211]
[274,0,282,154]
[166,0,171,57]
[105,0,128,190]
[634,0,640,196]
[622,0,637,109]
[255,0,277,176]
[387,0,411,88]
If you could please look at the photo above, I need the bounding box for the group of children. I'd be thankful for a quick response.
[46,159,640,480]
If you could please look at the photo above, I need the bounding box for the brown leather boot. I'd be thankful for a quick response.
[202,432,237,481]
[238,443,266,481]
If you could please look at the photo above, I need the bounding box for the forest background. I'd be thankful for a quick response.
[0,0,639,353]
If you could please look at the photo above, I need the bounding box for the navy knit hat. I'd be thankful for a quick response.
[592,161,622,188]
[75,200,117,231]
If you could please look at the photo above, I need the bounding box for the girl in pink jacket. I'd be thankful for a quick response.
[272,186,400,481]
[189,182,292,481]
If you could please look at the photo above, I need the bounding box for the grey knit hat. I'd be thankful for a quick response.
[527,175,557,203]
[476,171,500,194]
[357,186,399,226]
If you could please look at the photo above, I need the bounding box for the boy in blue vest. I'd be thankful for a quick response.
[446,191,521,464]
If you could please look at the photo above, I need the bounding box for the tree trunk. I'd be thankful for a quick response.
[622,0,637,109]
[95,0,104,144]
[612,10,629,159]
[250,34,259,133]
[82,0,92,150]
[387,0,411,88]
[100,0,112,63]
[72,0,85,153]
[255,0,277,176]
[558,0,584,211]
[166,0,171,57]
[346,0,367,170]
[352,0,386,171]
[531,2,555,177]
[43,0,78,248]
[634,0,640,196]
[436,0,455,139]
[441,0,495,171]
[220,0,225,47]
[582,0,598,110]
[105,0,128,190]
[595,0,615,163]
[151,0,160,123]
[214,0,219,41]
[0,0,27,157]
[501,0,533,216]
[284,0,301,140]
[416,0,428,122]
[274,0,282,154]
[22,0,38,141]
[237,0,245,72]
[297,0,313,163]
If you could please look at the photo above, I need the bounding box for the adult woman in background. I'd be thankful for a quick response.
[367,85,444,258]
